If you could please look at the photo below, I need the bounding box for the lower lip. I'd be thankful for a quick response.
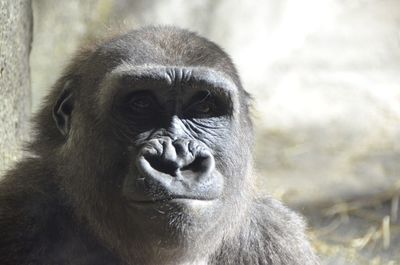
[127,198,216,207]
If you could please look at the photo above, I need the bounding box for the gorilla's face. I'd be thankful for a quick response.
[110,68,234,203]
[52,28,253,262]
[100,66,244,243]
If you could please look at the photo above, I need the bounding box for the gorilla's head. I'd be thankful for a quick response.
[33,26,254,264]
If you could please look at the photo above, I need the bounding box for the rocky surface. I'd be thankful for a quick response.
[0,0,32,172]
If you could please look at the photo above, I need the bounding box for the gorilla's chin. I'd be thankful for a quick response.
[124,199,222,250]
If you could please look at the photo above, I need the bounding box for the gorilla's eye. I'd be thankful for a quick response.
[125,92,158,114]
[130,97,153,110]
[191,101,215,115]
[184,91,221,118]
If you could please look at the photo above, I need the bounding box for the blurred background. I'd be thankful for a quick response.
[2,0,400,264]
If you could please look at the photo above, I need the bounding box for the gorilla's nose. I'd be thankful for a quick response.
[138,138,214,179]
[135,137,221,200]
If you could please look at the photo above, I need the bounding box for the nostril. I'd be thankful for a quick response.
[146,155,179,176]
[181,155,212,174]
[174,143,185,157]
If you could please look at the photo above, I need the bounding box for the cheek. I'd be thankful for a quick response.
[211,129,241,163]
[67,131,131,185]
[184,118,232,149]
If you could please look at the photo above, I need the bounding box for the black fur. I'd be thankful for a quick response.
[0,26,319,265]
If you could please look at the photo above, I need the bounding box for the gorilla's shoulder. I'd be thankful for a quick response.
[253,196,307,232]
[210,197,319,265]
[248,197,318,264]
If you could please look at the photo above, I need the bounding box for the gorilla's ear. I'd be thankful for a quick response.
[53,80,74,136]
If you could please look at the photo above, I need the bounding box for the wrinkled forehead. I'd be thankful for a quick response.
[96,63,239,109]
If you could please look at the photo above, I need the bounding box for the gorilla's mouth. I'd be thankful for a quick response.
[126,195,217,204]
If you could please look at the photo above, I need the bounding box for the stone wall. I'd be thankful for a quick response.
[0,0,32,172]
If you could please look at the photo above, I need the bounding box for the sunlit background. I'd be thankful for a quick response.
[30,0,400,264]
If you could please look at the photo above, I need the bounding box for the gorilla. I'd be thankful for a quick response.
[0,26,319,265]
